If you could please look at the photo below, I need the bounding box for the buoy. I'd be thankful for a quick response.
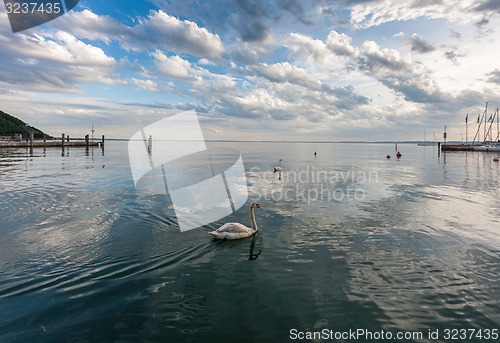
[386,155,391,159]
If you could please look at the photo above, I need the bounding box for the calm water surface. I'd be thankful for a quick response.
[0,142,499,342]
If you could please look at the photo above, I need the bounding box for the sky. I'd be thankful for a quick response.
[0,0,500,141]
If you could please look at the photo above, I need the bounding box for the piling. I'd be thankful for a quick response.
[101,135,105,147]
[85,134,89,147]
[29,131,33,148]
[62,133,65,149]
[43,134,46,143]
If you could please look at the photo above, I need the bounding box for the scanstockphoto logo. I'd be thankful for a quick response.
[128,110,249,232]
[4,0,79,33]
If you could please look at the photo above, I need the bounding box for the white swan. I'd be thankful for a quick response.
[209,202,261,240]
[274,159,283,173]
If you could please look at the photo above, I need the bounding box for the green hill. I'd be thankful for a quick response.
[0,109,51,139]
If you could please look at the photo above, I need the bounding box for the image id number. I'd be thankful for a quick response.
[5,2,62,14]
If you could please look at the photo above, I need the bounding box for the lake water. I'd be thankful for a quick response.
[0,142,499,342]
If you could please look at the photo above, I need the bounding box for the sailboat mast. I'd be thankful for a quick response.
[485,107,497,142]
[497,108,499,142]
[484,102,488,143]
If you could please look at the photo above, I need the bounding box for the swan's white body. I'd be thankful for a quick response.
[274,159,283,173]
[209,203,261,240]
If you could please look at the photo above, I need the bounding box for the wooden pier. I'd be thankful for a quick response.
[0,141,101,148]
[440,144,474,151]
[0,133,105,149]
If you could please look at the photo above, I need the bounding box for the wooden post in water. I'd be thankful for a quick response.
[29,130,33,148]
[147,135,152,154]
[62,133,65,149]
[43,134,46,143]
[101,135,105,147]
[67,135,70,143]
[85,134,89,156]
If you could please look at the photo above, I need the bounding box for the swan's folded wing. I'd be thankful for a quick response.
[216,222,251,233]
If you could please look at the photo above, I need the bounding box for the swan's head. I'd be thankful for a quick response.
[251,202,261,209]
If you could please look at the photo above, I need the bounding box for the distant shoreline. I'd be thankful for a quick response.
[102,138,448,144]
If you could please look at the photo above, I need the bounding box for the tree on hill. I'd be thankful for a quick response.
[0,110,51,139]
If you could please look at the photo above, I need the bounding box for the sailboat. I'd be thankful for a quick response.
[417,130,438,146]
[471,104,500,152]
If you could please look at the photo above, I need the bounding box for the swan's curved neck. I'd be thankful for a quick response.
[250,207,258,232]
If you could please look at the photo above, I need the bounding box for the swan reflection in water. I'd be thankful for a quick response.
[248,233,261,261]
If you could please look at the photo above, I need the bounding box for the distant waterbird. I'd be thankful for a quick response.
[209,202,261,240]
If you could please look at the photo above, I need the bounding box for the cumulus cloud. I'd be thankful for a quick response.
[284,30,448,104]
[0,13,120,92]
[326,30,359,58]
[359,41,412,74]
[130,10,225,58]
[359,40,445,103]
[55,9,225,59]
[408,34,435,54]
[284,29,363,77]
[152,51,196,80]
[251,62,321,89]
[486,69,500,84]
[132,78,159,92]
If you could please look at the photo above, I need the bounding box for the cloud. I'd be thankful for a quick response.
[132,10,225,58]
[0,13,120,92]
[284,30,448,104]
[55,9,225,59]
[51,9,126,43]
[443,46,465,63]
[152,51,195,80]
[276,0,314,24]
[251,62,321,89]
[408,34,435,53]
[132,78,159,92]
[486,69,500,84]
[449,29,462,39]
[473,0,500,12]
[359,40,412,74]
[359,40,445,103]
[326,30,359,58]
[284,33,342,74]
[348,0,491,29]
[228,0,274,43]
